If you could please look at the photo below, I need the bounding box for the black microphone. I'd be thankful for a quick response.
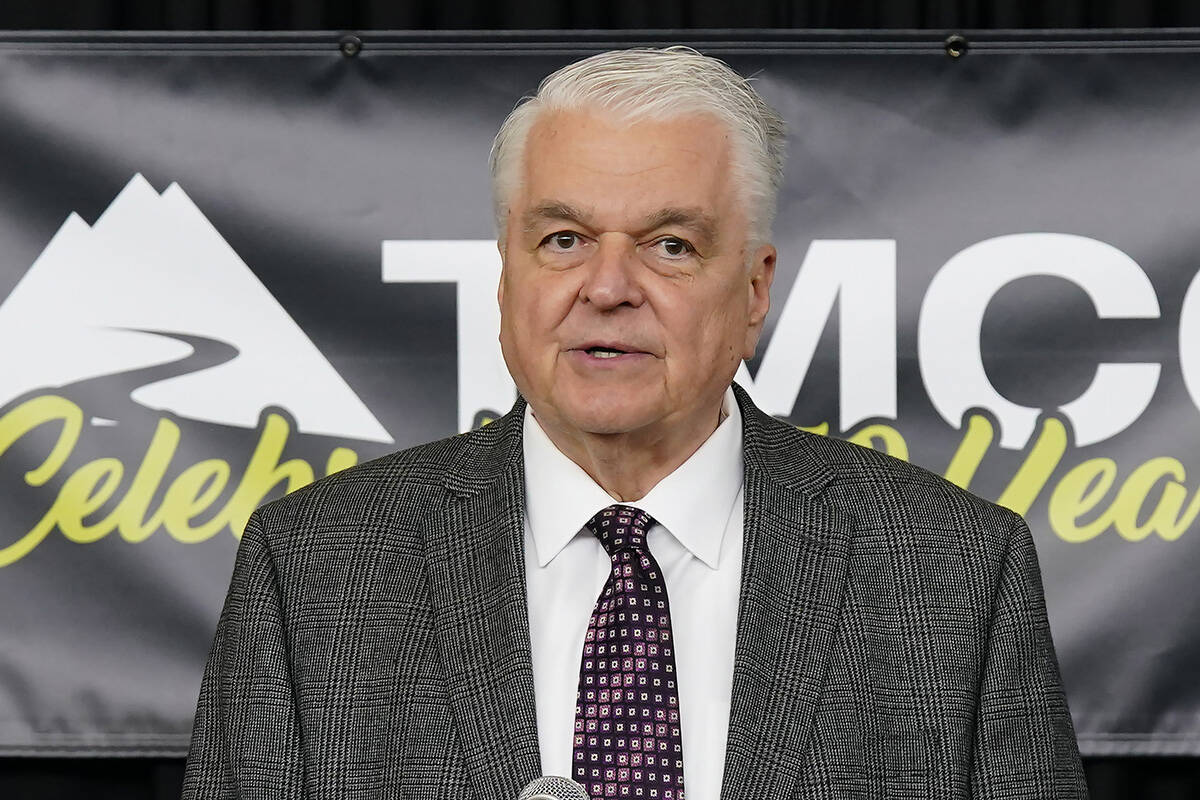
[518,776,589,800]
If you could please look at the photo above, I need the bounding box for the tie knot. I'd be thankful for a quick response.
[585,504,655,556]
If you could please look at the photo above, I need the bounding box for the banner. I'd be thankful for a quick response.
[1,32,1198,757]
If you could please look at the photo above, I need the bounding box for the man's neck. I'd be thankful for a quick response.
[532,402,726,502]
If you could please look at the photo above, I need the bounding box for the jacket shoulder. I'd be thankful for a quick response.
[819,428,1014,521]
[748,405,1022,554]
[250,407,522,556]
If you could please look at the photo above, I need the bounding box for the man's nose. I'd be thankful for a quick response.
[579,234,646,310]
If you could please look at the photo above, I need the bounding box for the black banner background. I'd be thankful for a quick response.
[2,32,1200,758]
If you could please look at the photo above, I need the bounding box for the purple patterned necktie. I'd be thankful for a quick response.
[573,504,685,800]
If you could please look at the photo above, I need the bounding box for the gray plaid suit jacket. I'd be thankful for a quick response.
[183,385,1087,799]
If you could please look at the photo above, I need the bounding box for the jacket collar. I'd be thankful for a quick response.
[423,385,851,799]
[422,401,540,800]
[719,383,852,799]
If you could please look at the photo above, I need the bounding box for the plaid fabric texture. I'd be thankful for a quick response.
[183,384,1087,800]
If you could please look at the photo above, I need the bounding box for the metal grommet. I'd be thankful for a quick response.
[945,33,968,59]
[339,33,363,58]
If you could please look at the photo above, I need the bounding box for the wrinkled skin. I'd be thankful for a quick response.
[498,109,775,499]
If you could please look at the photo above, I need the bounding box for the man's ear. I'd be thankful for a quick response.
[743,243,776,359]
[496,239,506,307]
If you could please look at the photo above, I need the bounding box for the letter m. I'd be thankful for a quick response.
[738,240,896,431]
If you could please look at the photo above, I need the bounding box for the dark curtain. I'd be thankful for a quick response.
[2,0,1200,30]
[1,1,1199,799]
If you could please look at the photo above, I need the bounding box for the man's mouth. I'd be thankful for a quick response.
[586,346,630,359]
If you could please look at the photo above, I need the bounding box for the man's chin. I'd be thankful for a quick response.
[553,398,662,438]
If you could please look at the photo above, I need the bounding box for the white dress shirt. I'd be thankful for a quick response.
[522,387,744,800]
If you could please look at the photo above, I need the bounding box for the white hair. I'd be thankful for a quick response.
[489,46,787,244]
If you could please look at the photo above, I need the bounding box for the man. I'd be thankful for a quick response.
[184,48,1087,799]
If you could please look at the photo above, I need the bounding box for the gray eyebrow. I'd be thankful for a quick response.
[522,202,591,234]
[522,202,719,249]
[641,207,719,248]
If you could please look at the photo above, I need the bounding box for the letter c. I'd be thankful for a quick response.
[919,233,1160,449]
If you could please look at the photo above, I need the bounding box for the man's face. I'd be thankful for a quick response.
[498,109,775,441]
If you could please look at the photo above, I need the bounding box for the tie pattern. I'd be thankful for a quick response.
[573,505,685,800]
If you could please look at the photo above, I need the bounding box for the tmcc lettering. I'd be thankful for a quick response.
[383,233,1200,449]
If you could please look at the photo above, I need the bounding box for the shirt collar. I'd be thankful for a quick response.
[523,386,743,570]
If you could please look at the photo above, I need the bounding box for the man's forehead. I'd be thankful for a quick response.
[515,110,740,232]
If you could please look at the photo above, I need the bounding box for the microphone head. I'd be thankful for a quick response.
[518,776,590,800]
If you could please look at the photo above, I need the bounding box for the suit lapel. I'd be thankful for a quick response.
[720,387,853,800]
[420,388,851,799]
[424,405,541,800]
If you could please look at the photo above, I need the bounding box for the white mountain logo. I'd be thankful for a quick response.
[0,174,392,444]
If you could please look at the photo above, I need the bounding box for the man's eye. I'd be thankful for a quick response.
[652,237,694,258]
[544,232,581,250]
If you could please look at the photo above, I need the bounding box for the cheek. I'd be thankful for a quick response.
[509,273,578,345]
[669,292,748,365]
